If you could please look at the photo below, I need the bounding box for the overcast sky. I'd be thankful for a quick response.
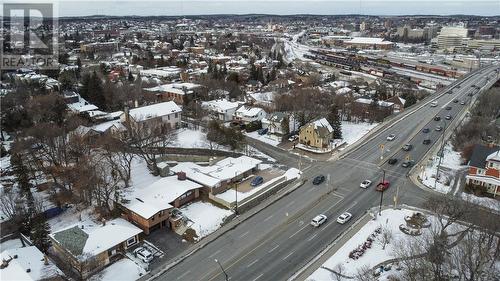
[55,1,500,17]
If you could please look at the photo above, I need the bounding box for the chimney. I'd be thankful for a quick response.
[177,171,187,181]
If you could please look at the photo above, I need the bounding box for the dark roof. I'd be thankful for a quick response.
[468,144,500,169]
[52,226,89,257]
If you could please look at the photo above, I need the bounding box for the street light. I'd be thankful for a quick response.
[378,169,386,216]
[234,171,238,216]
[214,259,229,281]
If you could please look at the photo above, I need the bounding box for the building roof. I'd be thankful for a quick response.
[468,144,500,169]
[127,101,182,122]
[50,218,142,259]
[312,118,334,133]
[345,37,393,45]
[262,112,287,123]
[486,150,500,163]
[1,246,63,281]
[235,106,266,118]
[123,176,202,219]
[355,98,394,107]
[202,99,240,113]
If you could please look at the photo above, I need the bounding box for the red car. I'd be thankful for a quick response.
[376,181,390,191]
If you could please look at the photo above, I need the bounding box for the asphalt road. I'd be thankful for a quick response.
[153,65,499,281]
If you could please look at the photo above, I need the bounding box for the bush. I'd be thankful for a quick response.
[245,121,262,132]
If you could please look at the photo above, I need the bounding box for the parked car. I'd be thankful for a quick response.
[467,92,473,97]
[460,101,466,105]
[388,158,398,165]
[430,101,438,107]
[376,181,390,191]
[337,212,353,224]
[402,160,415,168]
[386,134,396,141]
[258,128,268,135]
[422,128,430,133]
[133,247,154,263]
[288,134,299,142]
[445,115,452,120]
[311,214,327,227]
[312,175,326,185]
[435,126,443,131]
[402,144,413,151]
[251,176,264,186]
[423,138,431,145]
[434,116,441,121]
[453,99,459,103]
[445,106,452,110]
[360,180,372,189]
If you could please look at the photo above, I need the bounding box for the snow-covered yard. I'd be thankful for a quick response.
[0,238,24,251]
[181,201,233,238]
[89,258,146,281]
[340,121,379,147]
[419,142,465,193]
[245,131,281,147]
[461,193,500,212]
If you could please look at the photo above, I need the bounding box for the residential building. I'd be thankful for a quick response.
[49,218,142,278]
[144,82,205,105]
[385,96,406,113]
[352,98,394,121]
[233,106,267,124]
[120,101,182,134]
[261,112,298,136]
[465,144,500,197]
[1,245,64,281]
[202,99,241,122]
[299,118,334,149]
[117,175,202,234]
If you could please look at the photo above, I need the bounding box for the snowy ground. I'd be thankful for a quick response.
[420,142,464,194]
[0,239,24,251]
[245,131,281,147]
[48,207,97,233]
[89,258,146,281]
[340,121,379,147]
[180,201,234,239]
[461,193,500,213]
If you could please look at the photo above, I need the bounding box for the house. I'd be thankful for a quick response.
[1,245,64,281]
[233,106,267,124]
[202,99,241,122]
[144,82,205,105]
[352,98,394,121]
[299,118,334,149]
[385,96,406,113]
[170,156,262,196]
[261,112,298,136]
[120,101,182,134]
[116,175,202,234]
[465,144,500,197]
[49,218,142,278]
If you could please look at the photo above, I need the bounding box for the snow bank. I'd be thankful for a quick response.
[420,142,464,194]
[181,201,233,238]
[89,258,146,281]
[461,193,500,212]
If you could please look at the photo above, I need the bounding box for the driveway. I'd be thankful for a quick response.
[146,228,191,270]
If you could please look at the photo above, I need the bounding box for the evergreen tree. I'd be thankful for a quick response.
[31,213,51,253]
[257,67,265,84]
[10,153,31,196]
[128,71,134,82]
[281,116,290,135]
[80,71,105,109]
[327,104,342,139]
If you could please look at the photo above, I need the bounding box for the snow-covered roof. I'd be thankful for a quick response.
[171,156,262,188]
[355,98,394,107]
[235,106,266,117]
[312,118,334,133]
[123,176,202,219]
[0,246,62,281]
[202,99,240,112]
[67,95,98,113]
[144,82,202,96]
[486,151,500,162]
[50,218,142,259]
[345,37,393,45]
[127,101,182,122]
[92,119,125,133]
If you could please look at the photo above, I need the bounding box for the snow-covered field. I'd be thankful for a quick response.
[420,142,464,194]
[89,258,146,281]
[245,131,281,147]
[181,201,234,238]
[341,121,379,147]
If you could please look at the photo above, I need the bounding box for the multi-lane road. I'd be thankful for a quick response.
[151,65,499,281]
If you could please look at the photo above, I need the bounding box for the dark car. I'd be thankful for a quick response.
[402,160,415,168]
[258,128,268,135]
[423,138,431,145]
[251,176,264,186]
[388,158,398,165]
[422,128,430,133]
[312,175,326,185]
[453,99,459,103]
[376,181,390,191]
[445,106,452,110]
[434,116,441,121]
[402,144,413,151]
[467,92,473,97]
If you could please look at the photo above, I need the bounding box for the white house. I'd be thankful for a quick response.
[120,101,182,132]
[202,99,241,122]
[233,106,267,124]
[261,112,299,135]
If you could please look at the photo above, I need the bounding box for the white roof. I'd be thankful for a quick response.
[235,106,266,117]
[0,246,62,281]
[345,37,393,45]
[486,151,500,162]
[127,101,182,122]
[355,98,394,107]
[123,176,202,219]
[171,156,262,188]
[145,82,202,96]
[67,95,98,113]
[92,119,125,133]
[202,99,240,112]
[312,118,334,133]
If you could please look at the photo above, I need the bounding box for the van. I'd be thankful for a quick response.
[430,101,438,107]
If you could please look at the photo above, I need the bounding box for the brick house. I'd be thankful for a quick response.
[465,144,500,197]
[144,83,206,105]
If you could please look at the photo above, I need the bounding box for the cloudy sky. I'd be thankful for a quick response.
[54,0,500,17]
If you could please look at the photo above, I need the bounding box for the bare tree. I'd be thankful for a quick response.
[377,224,393,250]
[0,189,20,221]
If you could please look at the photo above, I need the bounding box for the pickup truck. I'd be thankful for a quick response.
[376,181,390,191]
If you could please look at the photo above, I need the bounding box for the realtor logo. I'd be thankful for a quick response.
[1,2,58,70]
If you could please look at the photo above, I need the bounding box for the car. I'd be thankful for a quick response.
[258,128,268,135]
[423,138,431,145]
[434,116,441,121]
[430,101,438,107]
[402,160,415,168]
[456,85,461,89]
[453,99,459,103]
[311,214,327,227]
[360,180,372,189]
[388,158,398,165]
[402,144,413,151]
[445,106,452,110]
[445,115,452,120]
[435,126,443,131]
[288,134,299,142]
[251,176,264,186]
[376,181,390,191]
[133,247,154,263]
[422,128,430,133]
[386,134,396,141]
[312,175,325,185]
[468,92,473,97]
[460,101,466,105]
[337,212,353,224]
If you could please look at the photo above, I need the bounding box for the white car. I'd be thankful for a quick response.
[311,214,328,227]
[386,134,396,141]
[288,135,299,142]
[337,212,353,224]
[430,101,438,107]
[360,180,372,189]
[133,247,154,263]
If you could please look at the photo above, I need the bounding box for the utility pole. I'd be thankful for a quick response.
[434,120,447,189]
[379,169,385,215]
[234,172,238,216]
[214,259,229,281]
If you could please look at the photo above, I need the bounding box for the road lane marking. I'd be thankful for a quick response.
[239,231,250,238]
[268,244,279,253]
[307,233,318,241]
[285,200,296,207]
[264,215,274,222]
[247,259,259,268]
[251,274,264,281]
[176,270,191,280]
[283,250,295,260]
[208,249,221,258]
[289,224,309,238]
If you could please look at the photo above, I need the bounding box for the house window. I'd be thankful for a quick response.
[175,113,178,118]
[490,162,494,168]
[168,115,171,120]
[126,236,137,247]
